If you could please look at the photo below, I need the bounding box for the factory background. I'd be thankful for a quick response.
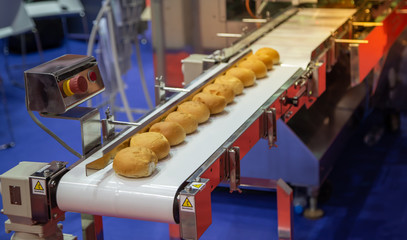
[0,0,406,239]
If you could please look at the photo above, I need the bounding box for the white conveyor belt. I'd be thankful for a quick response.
[57,8,356,223]
[251,8,356,69]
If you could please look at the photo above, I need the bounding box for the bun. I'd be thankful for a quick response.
[177,101,210,124]
[255,47,280,65]
[165,111,198,134]
[202,83,235,104]
[113,146,158,178]
[214,75,244,95]
[248,54,273,70]
[149,121,186,146]
[87,139,130,170]
[192,92,226,114]
[238,59,267,79]
[225,67,256,87]
[130,132,170,160]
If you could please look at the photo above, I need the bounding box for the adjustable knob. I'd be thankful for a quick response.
[69,75,88,94]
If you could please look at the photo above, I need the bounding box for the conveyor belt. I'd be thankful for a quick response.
[252,8,356,68]
[57,8,356,223]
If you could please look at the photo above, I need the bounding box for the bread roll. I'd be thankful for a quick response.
[130,132,170,160]
[255,47,280,65]
[238,59,267,79]
[192,92,226,114]
[165,111,198,134]
[248,54,273,70]
[214,75,244,95]
[225,67,256,87]
[202,83,235,104]
[177,101,210,124]
[149,121,186,146]
[113,146,158,178]
[87,138,130,170]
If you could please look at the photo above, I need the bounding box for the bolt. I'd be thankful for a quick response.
[43,169,51,177]
[53,213,58,219]
[195,177,201,182]
[186,185,192,193]
[50,180,56,187]
[308,90,313,95]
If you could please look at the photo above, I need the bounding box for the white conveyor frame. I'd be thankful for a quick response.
[57,8,355,223]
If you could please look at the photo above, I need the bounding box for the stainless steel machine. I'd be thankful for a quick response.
[1,1,407,239]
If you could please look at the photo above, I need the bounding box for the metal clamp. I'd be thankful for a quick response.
[262,108,277,148]
[155,76,190,104]
[225,147,241,193]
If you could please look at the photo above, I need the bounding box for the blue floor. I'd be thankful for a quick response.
[0,36,406,240]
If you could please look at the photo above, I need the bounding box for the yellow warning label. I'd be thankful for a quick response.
[182,197,193,208]
[34,181,44,191]
[192,183,203,189]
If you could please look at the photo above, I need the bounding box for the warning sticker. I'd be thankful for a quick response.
[32,179,46,195]
[191,182,205,190]
[180,196,195,212]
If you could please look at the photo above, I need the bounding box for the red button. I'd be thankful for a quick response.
[69,75,88,94]
[88,71,97,82]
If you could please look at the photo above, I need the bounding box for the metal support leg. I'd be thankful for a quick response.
[303,187,324,220]
[81,214,104,240]
[277,179,293,240]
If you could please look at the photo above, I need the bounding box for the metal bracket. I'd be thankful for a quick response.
[101,108,115,142]
[179,179,211,240]
[262,108,277,148]
[226,147,241,193]
[155,76,190,104]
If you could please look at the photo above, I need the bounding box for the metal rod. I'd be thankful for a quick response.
[242,18,267,23]
[216,33,243,38]
[352,22,383,27]
[108,120,141,126]
[396,9,407,14]
[162,87,190,93]
[334,39,369,44]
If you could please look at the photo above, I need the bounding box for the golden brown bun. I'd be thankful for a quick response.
[248,54,273,70]
[149,121,186,146]
[238,59,267,79]
[255,47,280,65]
[177,101,210,124]
[214,75,244,95]
[130,132,170,160]
[202,83,235,104]
[192,92,226,114]
[87,138,130,170]
[225,67,256,87]
[113,146,158,178]
[165,111,198,134]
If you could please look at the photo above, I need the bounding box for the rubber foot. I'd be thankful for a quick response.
[303,208,324,220]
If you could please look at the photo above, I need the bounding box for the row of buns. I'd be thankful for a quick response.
[112,47,280,178]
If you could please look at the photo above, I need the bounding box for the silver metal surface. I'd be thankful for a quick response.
[227,147,241,193]
[179,179,210,240]
[25,54,104,114]
[350,43,360,87]
[263,108,277,148]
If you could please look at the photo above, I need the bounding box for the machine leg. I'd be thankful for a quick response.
[303,188,324,220]
[276,179,293,240]
[168,224,181,240]
[81,214,104,240]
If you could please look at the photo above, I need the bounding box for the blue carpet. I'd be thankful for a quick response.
[0,35,406,240]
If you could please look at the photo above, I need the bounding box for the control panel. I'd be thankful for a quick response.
[25,54,105,114]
